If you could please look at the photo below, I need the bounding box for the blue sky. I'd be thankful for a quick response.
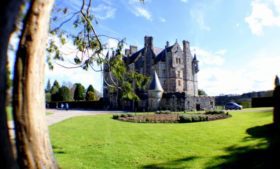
[46,0,280,96]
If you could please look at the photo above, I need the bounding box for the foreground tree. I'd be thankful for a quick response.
[13,0,58,168]
[0,0,145,168]
[0,0,24,168]
[273,75,280,128]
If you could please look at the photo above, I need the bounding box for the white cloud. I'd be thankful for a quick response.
[92,4,116,20]
[180,0,189,3]
[191,47,225,66]
[198,48,280,96]
[159,17,166,23]
[134,7,152,20]
[190,8,211,31]
[127,0,153,21]
[245,0,280,35]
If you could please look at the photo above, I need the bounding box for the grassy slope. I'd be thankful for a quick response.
[50,108,274,169]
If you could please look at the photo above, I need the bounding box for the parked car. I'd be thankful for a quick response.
[225,102,243,110]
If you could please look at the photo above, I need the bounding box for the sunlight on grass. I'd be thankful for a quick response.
[50,107,273,169]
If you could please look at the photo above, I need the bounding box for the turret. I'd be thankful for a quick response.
[192,54,199,73]
[148,71,164,111]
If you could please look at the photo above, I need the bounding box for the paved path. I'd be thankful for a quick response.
[46,109,123,126]
[8,109,124,138]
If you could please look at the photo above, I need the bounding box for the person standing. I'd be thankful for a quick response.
[65,103,69,111]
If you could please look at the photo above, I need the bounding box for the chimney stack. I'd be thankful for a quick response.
[165,41,169,48]
[144,36,153,48]
[182,40,190,52]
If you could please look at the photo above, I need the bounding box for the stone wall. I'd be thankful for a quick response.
[159,92,215,111]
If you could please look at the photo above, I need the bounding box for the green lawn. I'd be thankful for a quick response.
[50,107,279,169]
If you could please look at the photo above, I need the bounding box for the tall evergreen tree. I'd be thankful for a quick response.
[46,79,51,92]
[86,85,97,101]
[58,86,71,101]
[74,83,85,101]
[50,80,60,101]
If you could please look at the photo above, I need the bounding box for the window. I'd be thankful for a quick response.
[178,80,181,86]
[178,71,181,77]
[163,69,166,75]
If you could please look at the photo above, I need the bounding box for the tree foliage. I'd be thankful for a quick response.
[50,80,60,101]
[198,89,207,96]
[46,79,51,92]
[48,0,149,101]
[58,86,71,101]
[86,85,97,101]
[74,83,85,101]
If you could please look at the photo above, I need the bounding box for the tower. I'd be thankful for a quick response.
[182,40,199,96]
[148,71,164,111]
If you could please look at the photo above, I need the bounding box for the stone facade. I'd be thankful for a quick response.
[103,36,215,111]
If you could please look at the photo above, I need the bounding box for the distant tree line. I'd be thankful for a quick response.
[45,79,99,102]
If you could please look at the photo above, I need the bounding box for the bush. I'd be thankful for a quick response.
[240,101,251,108]
[155,110,172,114]
[191,115,200,122]
[179,115,192,123]
[205,110,225,115]
[112,114,119,119]
[120,114,128,118]
[179,114,209,123]
[127,114,134,117]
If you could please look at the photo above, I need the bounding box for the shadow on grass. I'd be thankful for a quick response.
[142,156,198,169]
[52,145,66,154]
[206,124,280,169]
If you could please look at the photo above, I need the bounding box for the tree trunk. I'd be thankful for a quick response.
[273,86,280,128]
[13,0,57,168]
[0,0,23,168]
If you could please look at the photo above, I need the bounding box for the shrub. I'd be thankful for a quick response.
[120,114,127,118]
[240,101,251,108]
[205,110,225,115]
[191,115,200,122]
[127,114,134,117]
[155,110,172,114]
[179,115,192,123]
[112,114,119,119]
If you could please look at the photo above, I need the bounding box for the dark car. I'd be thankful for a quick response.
[225,102,242,110]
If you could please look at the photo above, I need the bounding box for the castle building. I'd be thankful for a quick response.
[103,36,215,111]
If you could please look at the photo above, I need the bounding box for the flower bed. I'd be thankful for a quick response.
[112,111,231,123]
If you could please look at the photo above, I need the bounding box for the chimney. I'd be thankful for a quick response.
[165,41,169,48]
[182,40,190,52]
[144,36,153,48]
[130,45,138,54]
[125,49,130,56]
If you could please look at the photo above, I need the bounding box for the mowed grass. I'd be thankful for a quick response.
[50,107,276,169]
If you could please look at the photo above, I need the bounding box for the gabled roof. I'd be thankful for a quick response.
[126,48,144,64]
[154,45,173,63]
[153,47,163,55]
